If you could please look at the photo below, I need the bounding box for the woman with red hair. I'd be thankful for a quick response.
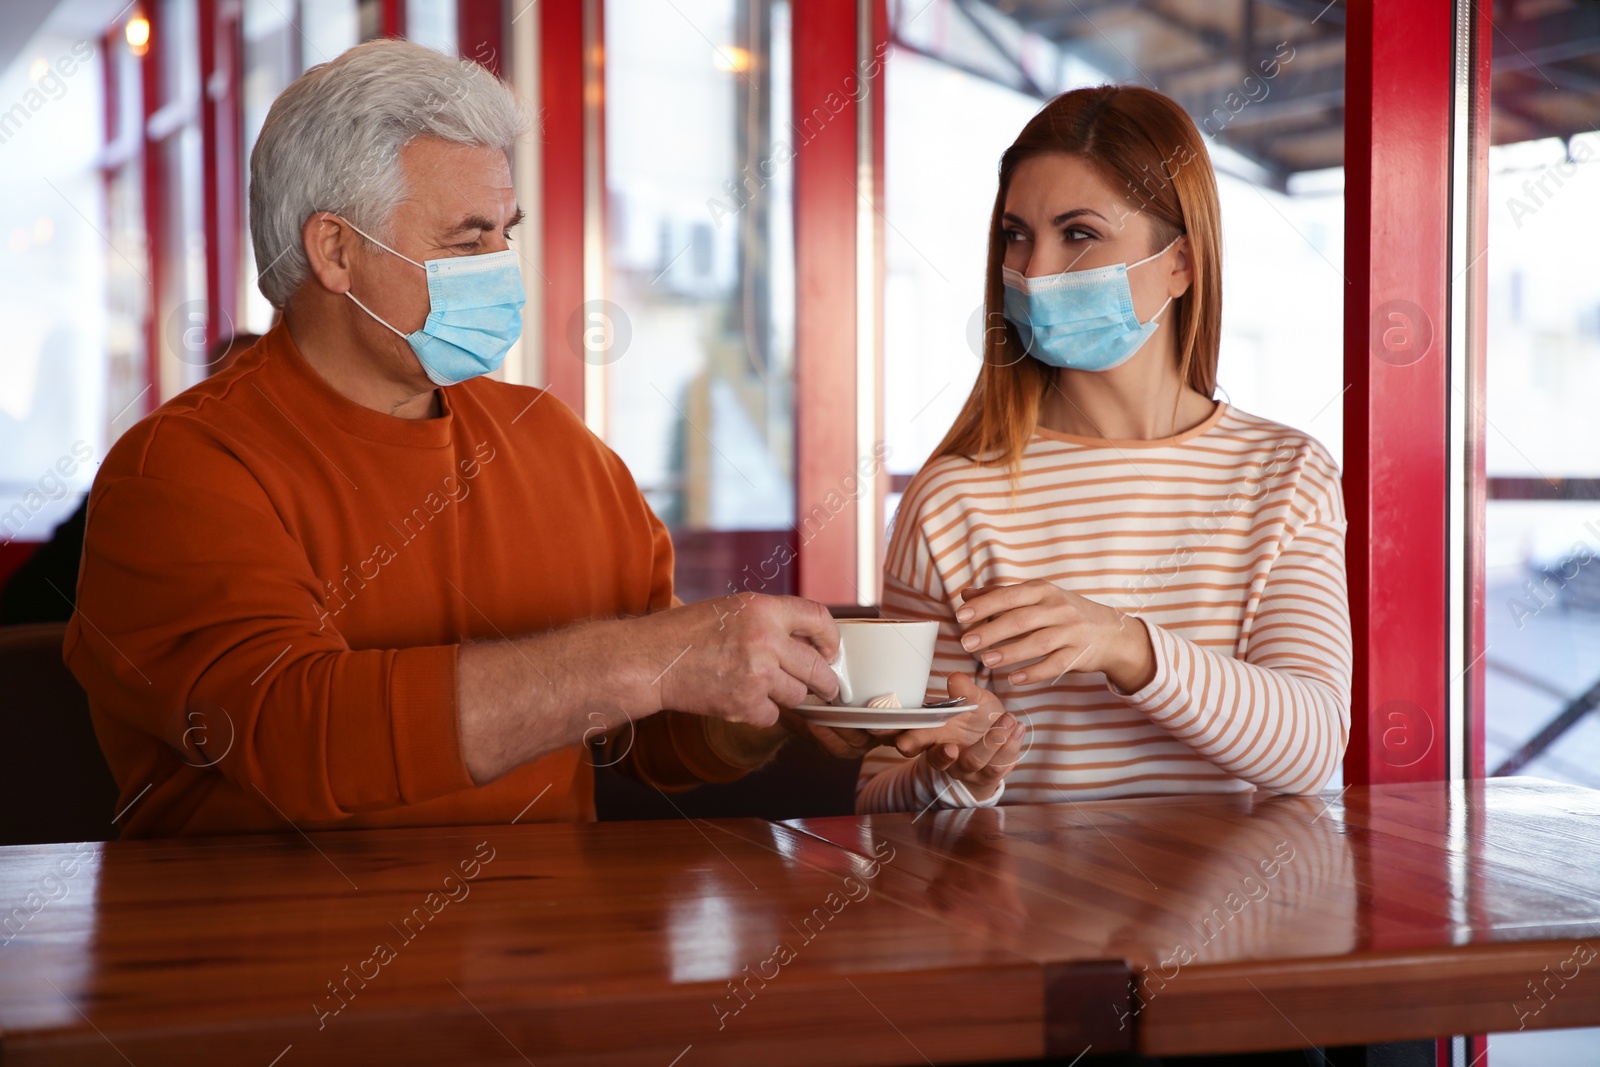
[859,86,1350,813]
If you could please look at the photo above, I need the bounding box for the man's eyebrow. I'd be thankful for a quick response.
[442,208,525,236]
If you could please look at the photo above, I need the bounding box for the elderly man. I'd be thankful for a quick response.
[64,40,850,837]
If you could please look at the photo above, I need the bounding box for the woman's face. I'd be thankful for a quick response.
[1001,152,1187,322]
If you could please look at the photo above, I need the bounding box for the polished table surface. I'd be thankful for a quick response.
[0,819,1040,1066]
[788,777,1600,1055]
[2,779,1599,1064]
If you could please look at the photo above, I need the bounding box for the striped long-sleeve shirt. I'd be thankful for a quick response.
[857,403,1351,814]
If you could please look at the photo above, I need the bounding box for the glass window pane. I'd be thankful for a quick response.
[302,0,360,69]
[242,0,303,333]
[603,0,796,601]
[239,0,358,334]
[0,24,113,540]
[104,29,150,450]
[1483,45,1600,793]
[406,0,458,55]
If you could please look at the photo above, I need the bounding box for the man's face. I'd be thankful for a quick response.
[346,136,523,389]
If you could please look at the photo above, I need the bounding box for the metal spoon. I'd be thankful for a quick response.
[921,697,967,709]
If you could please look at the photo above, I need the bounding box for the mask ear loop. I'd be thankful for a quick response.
[1131,236,1182,326]
[1142,294,1175,326]
[345,291,411,339]
[1126,235,1183,271]
[331,213,425,338]
[332,214,426,270]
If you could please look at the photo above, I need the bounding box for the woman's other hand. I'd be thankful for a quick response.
[892,672,1024,803]
[955,580,1157,693]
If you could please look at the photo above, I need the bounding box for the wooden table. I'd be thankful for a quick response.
[2,779,1598,1064]
[0,819,1040,1066]
[790,777,1600,1056]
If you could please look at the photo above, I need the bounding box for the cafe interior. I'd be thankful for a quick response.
[1,0,1599,1063]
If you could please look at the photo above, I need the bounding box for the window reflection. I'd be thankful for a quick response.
[666,877,743,983]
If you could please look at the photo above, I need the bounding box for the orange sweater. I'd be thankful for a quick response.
[65,324,742,837]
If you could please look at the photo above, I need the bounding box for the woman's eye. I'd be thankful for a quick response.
[1003,229,1029,243]
[1063,227,1097,242]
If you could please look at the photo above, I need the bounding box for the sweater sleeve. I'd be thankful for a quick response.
[856,493,1005,814]
[1113,457,1352,795]
[65,455,476,825]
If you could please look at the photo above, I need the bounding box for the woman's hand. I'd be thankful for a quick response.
[893,672,1024,803]
[955,580,1157,693]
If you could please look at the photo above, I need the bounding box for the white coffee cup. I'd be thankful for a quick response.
[826,619,939,708]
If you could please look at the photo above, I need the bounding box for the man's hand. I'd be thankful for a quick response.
[891,672,1024,803]
[646,593,841,728]
[458,593,841,785]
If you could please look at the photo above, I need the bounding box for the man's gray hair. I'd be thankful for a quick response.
[249,39,527,309]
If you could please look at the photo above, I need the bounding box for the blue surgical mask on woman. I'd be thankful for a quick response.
[340,218,526,386]
[1001,237,1179,372]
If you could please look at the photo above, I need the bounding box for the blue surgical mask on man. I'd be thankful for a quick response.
[340,218,526,386]
[1001,237,1179,372]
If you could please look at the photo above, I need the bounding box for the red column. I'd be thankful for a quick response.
[1342,0,1454,786]
[457,0,503,74]
[198,0,242,356]
[793,1,878,604]
[380,0,407,39]
[539,0,586,413]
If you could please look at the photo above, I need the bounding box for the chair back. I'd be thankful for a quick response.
[0,622,120,845]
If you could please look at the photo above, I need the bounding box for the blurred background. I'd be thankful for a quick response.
[0,1,1597,1034]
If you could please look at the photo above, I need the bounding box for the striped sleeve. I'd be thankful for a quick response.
[856,490,1004,814]
[1115,456,1351,795]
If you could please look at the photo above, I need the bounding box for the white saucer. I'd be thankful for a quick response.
[791,702,975,730]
